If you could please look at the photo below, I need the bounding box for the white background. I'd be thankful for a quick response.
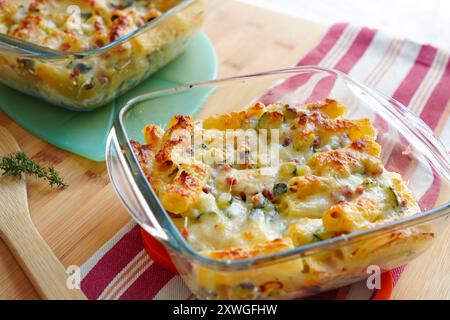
[240,0,450,52]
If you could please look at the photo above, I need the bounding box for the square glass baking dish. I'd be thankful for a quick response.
[0,0,204,111]
[106,66,450,300]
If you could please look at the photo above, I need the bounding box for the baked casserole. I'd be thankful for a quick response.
[131,98,434,299]
[0,0,204,110]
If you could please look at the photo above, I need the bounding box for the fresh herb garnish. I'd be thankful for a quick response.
[0,152,67,188]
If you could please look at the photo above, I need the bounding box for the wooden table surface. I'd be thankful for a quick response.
[0,0,448,300]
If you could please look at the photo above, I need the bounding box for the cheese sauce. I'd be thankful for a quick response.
[133,99,421,255]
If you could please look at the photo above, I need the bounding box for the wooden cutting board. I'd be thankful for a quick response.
[0,0,448,299]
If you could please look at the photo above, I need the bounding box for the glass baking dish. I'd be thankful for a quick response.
[0,0,204,111]
[106,67,450,300]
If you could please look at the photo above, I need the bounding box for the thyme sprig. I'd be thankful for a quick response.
[0,152,67,188]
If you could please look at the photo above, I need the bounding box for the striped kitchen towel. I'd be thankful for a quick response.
[80,23,450,300]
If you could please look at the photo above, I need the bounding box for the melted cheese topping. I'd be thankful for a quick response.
[0,0,202,109]
[0,0,178,51]
[133,99,421,255]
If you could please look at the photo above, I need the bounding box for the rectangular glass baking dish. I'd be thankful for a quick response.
[0,0,204,111]
[106,66,450,300]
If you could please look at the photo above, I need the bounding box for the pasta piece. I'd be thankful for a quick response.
[202,102,266,130]
[36,64,97,100]
[142,125,165,150]
[305,98,347,119]
[314,117,376,142]
[161,163,210,214]
[195,239,305,298]
[285,218,323,246]
[278,193,332,219]
[308,149,383,177]
[322,198,382,233]
[257,110,284,129]
[350,137,381,156]
[205,238,293,260]
[287,175,330,199]
[155,115,195,169]
[216,167,277,195]
[291,126,316,150]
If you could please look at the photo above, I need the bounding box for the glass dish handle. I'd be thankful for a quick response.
[387,97,450,179]
[0,34,73,59]
[107,129,170,243]
[0,34,65,59]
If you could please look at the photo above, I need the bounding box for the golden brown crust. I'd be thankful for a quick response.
[109,14,133,42]
[288,175,330,198]
[155,115,194,169]
[202,102,266,130]
[142,124,165,150]
[205,238,293,261]
[308,148,383,176]
[133,99,424,295]
[0,0,180,50]
[322,198,381,233]
[304,98,346,119]
[161,163,210,214]
[308,149,362,176]
[350,136,381,156]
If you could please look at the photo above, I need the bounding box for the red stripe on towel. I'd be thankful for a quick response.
[307,27,377,101]
[119,263,175,300]
[384,46,438,173]
[387,54,450,210]
[420,58,450,129]
[417,58,450,209]
[393,45,438,106]
[260,23,348,104]
[81,225,142,300]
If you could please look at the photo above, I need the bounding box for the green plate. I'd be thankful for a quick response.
[0,32,217,161]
